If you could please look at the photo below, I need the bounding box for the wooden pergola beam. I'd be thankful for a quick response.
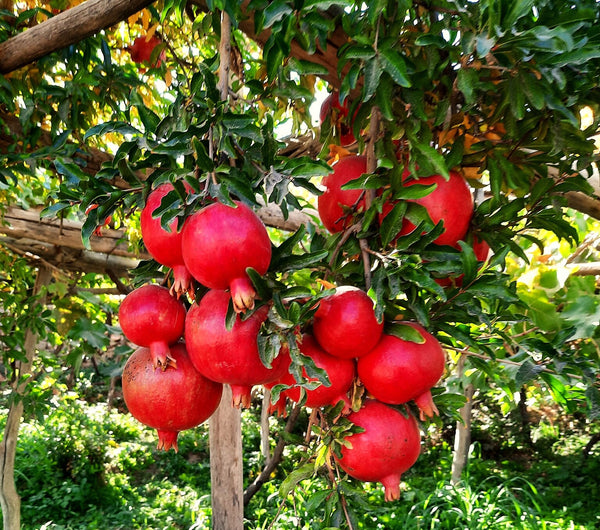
[0,206,148,276]
[0,0,156,74]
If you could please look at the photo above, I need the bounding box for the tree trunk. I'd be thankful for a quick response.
[209,386,244,530]
[451,355,475,485]
[518,387,533,447]
[0,0,156,74]
[451,382,475,484]
[0,265,52,530]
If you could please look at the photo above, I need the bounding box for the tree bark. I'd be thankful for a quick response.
[209,386,244,530]
[451,355,475,485]
[570,262,600,276]
[0,0,156,74]
[0,207,148,276]
[451,382,475,485]
[0,264,52,530]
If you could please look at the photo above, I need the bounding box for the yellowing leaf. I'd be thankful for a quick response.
[142,9,151,30]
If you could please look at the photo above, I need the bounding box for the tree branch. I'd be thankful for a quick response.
[0,0,156,74]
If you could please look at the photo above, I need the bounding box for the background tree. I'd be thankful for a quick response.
[2,1,600,529]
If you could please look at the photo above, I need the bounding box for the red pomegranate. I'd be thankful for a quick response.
[320,92,356,146]
[141,183,193,298]
[318,155,367,233]
[181,201,272,313]
[122,343,223,451]
[129,35,165,66]
[118,284,186,369]
[312,286,383,359]
[381,169,473,247]
[283,333,355,411]
[357,323,446,420]
[335,399,421,501]
[184,289,290,408]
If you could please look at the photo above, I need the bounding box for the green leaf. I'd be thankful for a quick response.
[504,0,536,27]
[457,68,478,105]
[379,47,411,88]
[340,44,376,61]
[53,159,86,185]
[263,0,293,28]
[363,56,383,101]
[380,201,406,248]
[83,121,139,141]
[225,298,237,331]
[279,464,315,499]
[519,71,545,110]
[385,323,426,343]
[276,250,329,272]
[410,142,449,180]
[136,105,160,133]
[515,359,546,388]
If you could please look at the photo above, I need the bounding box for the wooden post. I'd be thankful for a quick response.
[207,9,244,530]
[0,265,52,530]
[209,387,244,530]
[451,355,475,485]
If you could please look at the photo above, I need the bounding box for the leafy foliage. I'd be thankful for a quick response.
[2,0,600,526]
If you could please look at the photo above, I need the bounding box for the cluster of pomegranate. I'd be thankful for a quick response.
[119,187,288,450]
[265,284,446,501]
[317,147,490,287]
[117,149,456,498]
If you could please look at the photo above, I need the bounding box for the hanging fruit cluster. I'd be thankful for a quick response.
[119,191,282,451]
[115,130,474,498]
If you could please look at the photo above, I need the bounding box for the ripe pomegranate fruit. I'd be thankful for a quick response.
[312,286,383,359]
[335,399,421,501]
[381,169,473,247]
[357,323,446,420]
[320,92,355,146]
[181,201,272,313]
[129,35,165,66]
[185,289,290,408]
[318,155,367,233]
[122,342,223,452]
[283,333,355,411]
[141,182,193,298]
[118,284,187,369]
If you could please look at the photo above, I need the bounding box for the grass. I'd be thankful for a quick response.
[3,375,600,529]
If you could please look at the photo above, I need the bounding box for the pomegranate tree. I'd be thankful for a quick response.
[318,155,367,233]
[181,200,272,313]
[381,169,473,247]
[118,284,187,369]
[140,182,193,298]
[357,322,446,419]
[335,399,421,501]
[185,289,290,408]
[122,342,223,452]
[312,286,383,359]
